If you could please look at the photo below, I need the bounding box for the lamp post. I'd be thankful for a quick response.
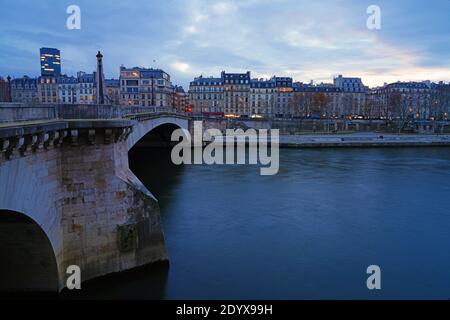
[96,51,105,105]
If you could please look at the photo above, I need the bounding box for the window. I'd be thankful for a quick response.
[126,80,139,86]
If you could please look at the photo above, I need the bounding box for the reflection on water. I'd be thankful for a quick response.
[61,263,169,300]
[64,147,450,300]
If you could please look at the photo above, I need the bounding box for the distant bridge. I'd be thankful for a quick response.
[0,104,189,292]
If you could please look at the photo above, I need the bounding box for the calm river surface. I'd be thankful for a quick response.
[65,147,450,300]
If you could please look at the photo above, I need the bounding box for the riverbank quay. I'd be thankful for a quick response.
[279,133,450,148]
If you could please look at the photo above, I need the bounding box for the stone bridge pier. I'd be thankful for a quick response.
[0,115,188,292]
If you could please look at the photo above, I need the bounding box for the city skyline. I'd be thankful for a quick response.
[1,0,450,89]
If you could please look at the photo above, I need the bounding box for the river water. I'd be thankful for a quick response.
[64,147,450,300]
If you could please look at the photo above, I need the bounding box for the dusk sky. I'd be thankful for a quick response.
[1,0,450,88]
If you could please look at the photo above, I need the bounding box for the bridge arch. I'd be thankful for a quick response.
[127,117,189,203]
[0,210,59,293]
[127,116,189,151]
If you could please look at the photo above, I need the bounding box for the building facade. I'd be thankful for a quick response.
[76,72,96,105]
[292,83,341,118]
[172,85,188,113]
[10,76,38,105]
[430,82,450,120]
[250,79,275,117]
[334,75,366,117]
[38,76,59,104]
[0,76,12,102]
[222,71,251,117]
[273,77,294,118]
[105,79,120,105]
[366,87,385,119]
[119,67,174,108]
[186,71,450,121]
[189,72,296,118]
[58,76,78,104]
[371,82,431,120]
[189,76,224,114]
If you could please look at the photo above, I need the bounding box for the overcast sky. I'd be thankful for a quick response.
[1,0,450,88]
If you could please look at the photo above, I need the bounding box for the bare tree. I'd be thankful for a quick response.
[290,92,309,118]
[362,99,374,120]
[431,86,450,120]
[388,92,410,133]
[312,93,329,117]
[312,93,332,132]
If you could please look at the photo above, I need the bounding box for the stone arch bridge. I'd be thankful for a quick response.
[0,110,188,292]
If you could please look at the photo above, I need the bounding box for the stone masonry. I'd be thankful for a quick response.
[0,118,179,291]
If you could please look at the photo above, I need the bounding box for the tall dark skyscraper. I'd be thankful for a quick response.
[40,47,61,76]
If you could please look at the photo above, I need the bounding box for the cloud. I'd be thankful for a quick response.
[171,62,191,73]
[1,0,450,89]
[283,30,339,50]
[184,25,197,34]
[211,2,237,15]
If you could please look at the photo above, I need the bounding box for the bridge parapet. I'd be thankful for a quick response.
[0,103,188,123]
[0,103,57,123]
[0,120,136,162]
[126,112,189,122]
[0,122,67,161]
